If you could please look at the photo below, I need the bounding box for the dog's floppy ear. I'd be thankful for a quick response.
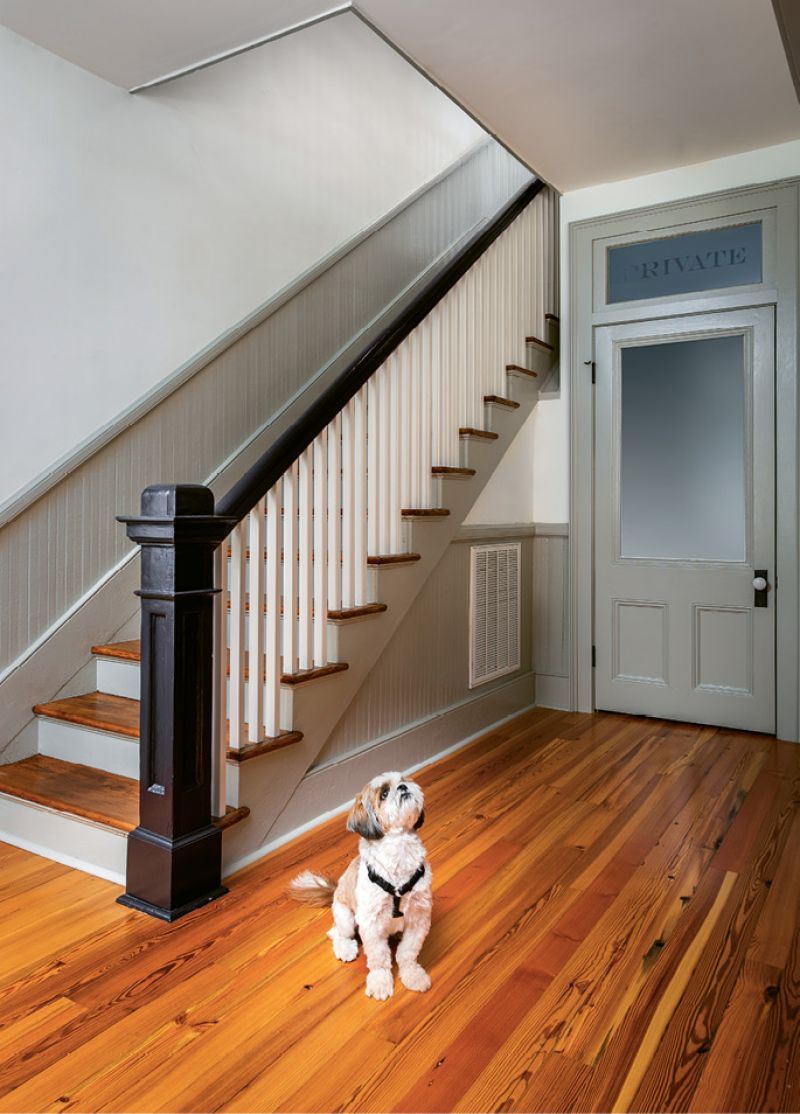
[413,807,425,831]
[347,790,383,840]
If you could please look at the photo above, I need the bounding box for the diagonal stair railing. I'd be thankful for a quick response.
[118,175,556,920]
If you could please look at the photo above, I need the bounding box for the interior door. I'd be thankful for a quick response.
[594,307,775,733]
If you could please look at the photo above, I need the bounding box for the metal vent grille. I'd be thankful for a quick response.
[469,543,521,688]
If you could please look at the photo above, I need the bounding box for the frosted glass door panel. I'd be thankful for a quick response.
[620,335,746,561]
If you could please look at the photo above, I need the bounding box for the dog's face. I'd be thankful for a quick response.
[346,772,425,840]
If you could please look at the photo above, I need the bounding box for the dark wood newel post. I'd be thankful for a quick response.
[117,484,236,922]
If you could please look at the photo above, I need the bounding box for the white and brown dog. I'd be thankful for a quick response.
[289,772,432,1000]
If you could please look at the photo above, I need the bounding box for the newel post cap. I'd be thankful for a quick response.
[117,484,235,547]
[139,483,215,518]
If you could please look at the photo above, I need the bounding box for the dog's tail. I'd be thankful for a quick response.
[287,870,337,907]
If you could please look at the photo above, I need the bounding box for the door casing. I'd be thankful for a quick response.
[568,178,799,741]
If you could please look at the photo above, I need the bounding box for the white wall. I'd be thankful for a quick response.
[528,137,800,525]
[0,14,483,509]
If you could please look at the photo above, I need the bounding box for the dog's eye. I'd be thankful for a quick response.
[379,787,389,801]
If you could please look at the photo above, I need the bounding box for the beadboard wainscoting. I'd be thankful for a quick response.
[532,523,570,709]
[0,141,530,758]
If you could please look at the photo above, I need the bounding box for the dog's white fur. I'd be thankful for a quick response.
[289,772,432,1000]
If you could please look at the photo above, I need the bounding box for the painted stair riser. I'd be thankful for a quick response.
[37,716,139,780]
[95,656,140,701]
[0,793,127,884]
[525,342,557,376]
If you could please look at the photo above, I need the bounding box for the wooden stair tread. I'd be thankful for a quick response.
[0,756,138,831]
[226,731,303,763]
[506,363,538,377]
[327,602,387,621]
[280,662,349,685]
[483,395,520,409]
[0,756,248,832]
[459,427,499,440]
[214,805,251,831]
[431,466,476,475]
[90,640,140,662]
[367,552,421,565]
[400,507,450,517]
[33,693,139,739]
[525,335,554,351]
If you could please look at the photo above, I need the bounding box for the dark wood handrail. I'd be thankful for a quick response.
[215,176,545,524]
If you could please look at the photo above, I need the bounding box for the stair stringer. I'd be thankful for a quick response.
[221,371,540,873]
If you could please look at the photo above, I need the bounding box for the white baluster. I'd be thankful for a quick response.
[389,353,401,552]
[313,429,328,664]
[328,412,342,610]
[298,444,313,670]
[246,498,264,744]
[228,521,246,749]
[420,318,432,508]
[282,461,298,676]
[367,379,379,559]
[341,398,355,606]
[264,483,281,735]
[353,387,368,604]
[399,342,411,514]
[378,364,391,553]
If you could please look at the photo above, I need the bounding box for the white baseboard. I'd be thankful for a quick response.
[534,673,571,710]
[222,671,535,878]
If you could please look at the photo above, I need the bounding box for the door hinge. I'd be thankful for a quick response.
[591,645,596,668]
[584,359,596,384]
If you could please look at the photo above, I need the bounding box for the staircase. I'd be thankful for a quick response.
[0,181,558,907]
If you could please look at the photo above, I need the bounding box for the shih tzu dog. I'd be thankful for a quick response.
[289,772,432,1000]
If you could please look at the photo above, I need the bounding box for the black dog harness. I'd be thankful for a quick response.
[366,862,426,917]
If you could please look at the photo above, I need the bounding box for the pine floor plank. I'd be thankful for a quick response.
[0,711,797,1112]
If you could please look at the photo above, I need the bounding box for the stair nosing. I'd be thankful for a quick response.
[33,693,139,739]
[483,395,520,410]
[459,427,499,440]
[227,730,304,762]
[525,335,554,351]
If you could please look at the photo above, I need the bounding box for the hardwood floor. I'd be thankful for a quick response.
[0,708,798,1112]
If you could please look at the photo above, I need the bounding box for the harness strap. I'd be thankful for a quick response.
[366,862,426,917]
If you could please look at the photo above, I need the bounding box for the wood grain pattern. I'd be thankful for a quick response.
[32,693,139,738]
[0,756,248,833]
[366,553,421,565]
[483,395,520,409]
[505,363,538,377]
[0,710,797,1113]
[90,640,141,662]
[458,428,499,440]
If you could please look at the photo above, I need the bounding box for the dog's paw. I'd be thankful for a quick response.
[399,963,431,993]
[365,969,394,1000]
[332,935,359,963]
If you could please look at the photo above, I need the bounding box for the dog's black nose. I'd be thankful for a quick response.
[398,783,409,796]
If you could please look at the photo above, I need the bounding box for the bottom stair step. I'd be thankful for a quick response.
[0,755,249,833]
